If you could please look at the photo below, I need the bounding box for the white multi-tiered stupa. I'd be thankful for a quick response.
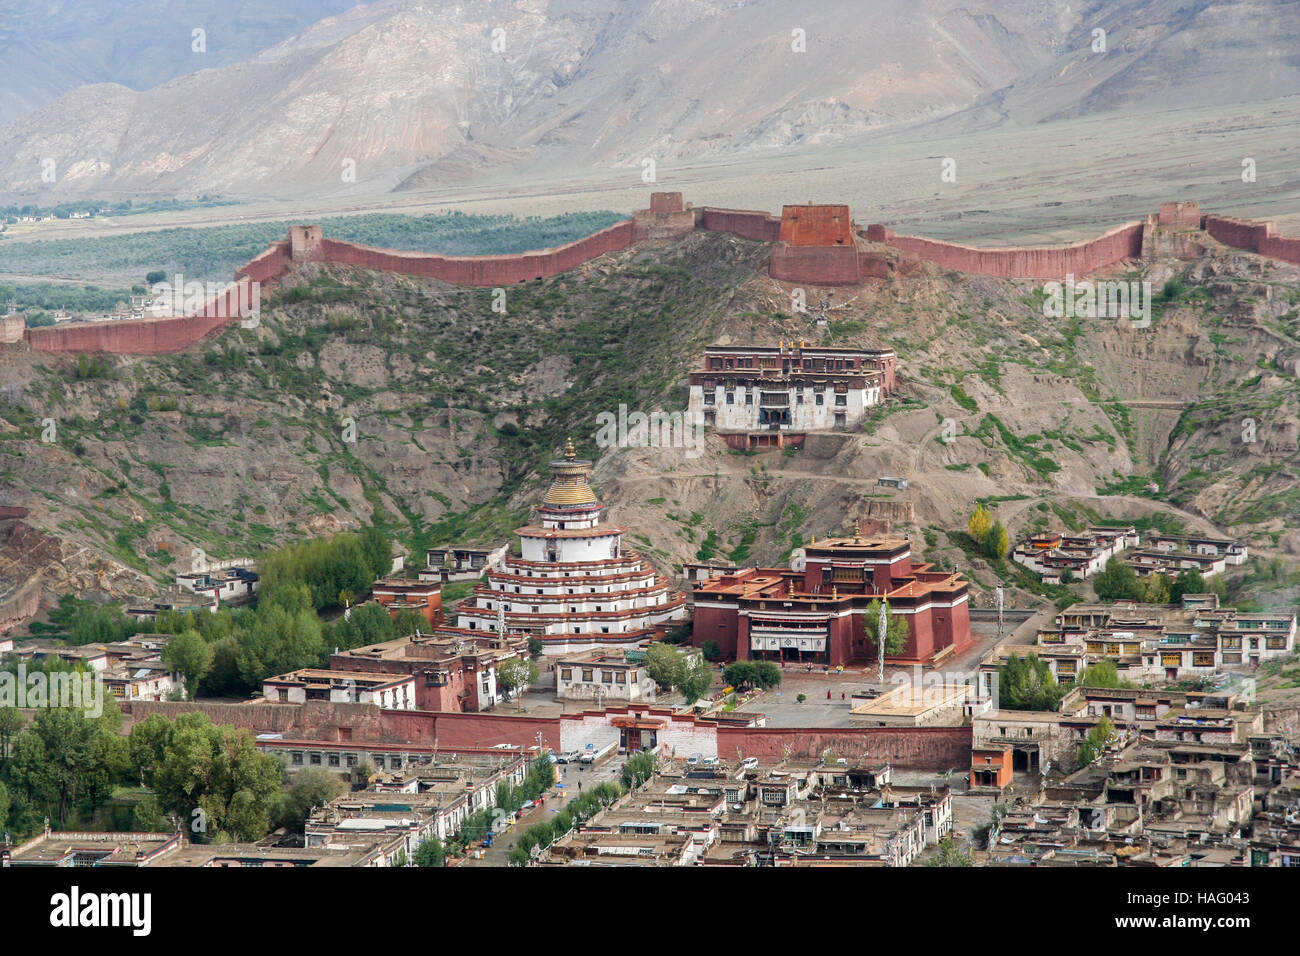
[456,440,686,655]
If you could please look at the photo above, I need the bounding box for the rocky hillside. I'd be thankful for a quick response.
[1,228,1299,613]
[5,0,1298,200]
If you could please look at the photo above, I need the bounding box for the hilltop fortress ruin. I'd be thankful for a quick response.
[7,193,1300,356]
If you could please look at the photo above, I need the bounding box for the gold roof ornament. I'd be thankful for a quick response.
[854,518,862,542]
[543,439,598,507]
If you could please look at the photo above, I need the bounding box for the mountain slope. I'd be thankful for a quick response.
[15,0,1299,201]
[2,227,1298,613]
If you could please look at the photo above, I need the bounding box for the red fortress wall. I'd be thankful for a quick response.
[1204,214,1300,266]
[310,220,635,286]
[18,193,1300,356]
[865,221,1146,279]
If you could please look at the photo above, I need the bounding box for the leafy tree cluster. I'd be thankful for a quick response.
[151,583,324,698]
[997,654,1065,712]
[415,836,444,867]
[498,656,540,698]
[1077,659,1136,690]
[0,703,127,836]
[0,705,292,844]
[644,643,714,704]
[722,659,783,691]
[507,781,622,866]
[260,527,391,611]
[271,767,347,834]
[128,711,284,843]
[968,505,1009,560]
[620,750,657,791]
[26,594,148,646]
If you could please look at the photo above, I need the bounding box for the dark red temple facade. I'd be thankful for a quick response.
[692,528,972,666]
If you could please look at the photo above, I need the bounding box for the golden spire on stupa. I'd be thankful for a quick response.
[543,437,598,507]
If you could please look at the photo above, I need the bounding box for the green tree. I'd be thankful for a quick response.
[724,660,757,690]
[1139,572,1172,604]
[1170,568,1207,603]
[968,504,993,543]
[144,712,282,843]
[9,706,127,827]
[497,656,539,698]
[700,640,721,662]
[1094,557,1143,601]
[621,750,657,790]
[360,526,392,582]
[997,654,1065,711]
[676,653,713,706]
[275,767,347,833]
[925,836,973,867]
[415,837,445,867]
[644,642,682,689]
[864,599,910,656]
[145,270,166,285]
[1078,659,1135,689]
[162,629,214,699]
[0,707,24,762]
[752,660,782,690]
[1076,716,1116,767]
[984,520,1010,560]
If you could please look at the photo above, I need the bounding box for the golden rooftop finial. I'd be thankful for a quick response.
[832,584,838,600]
[564,437,575,459]
[854,518,862,542]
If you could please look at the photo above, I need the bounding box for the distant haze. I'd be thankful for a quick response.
[1,0,1298,208]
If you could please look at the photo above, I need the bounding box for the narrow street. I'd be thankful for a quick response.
[461,756,624,866]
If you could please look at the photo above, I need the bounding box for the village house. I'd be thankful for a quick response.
[1011,525,1138,583]
[329,627,527,711]
[555,649,658,703]
[261,668,416,709]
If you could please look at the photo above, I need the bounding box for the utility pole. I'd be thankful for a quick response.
[995,586,1005,643]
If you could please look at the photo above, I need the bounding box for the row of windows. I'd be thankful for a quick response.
[560,668,629,683]
[289,751,405,769]
[704,390,844,407]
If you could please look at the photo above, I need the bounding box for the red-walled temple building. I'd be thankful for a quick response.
[691,523,972,666]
